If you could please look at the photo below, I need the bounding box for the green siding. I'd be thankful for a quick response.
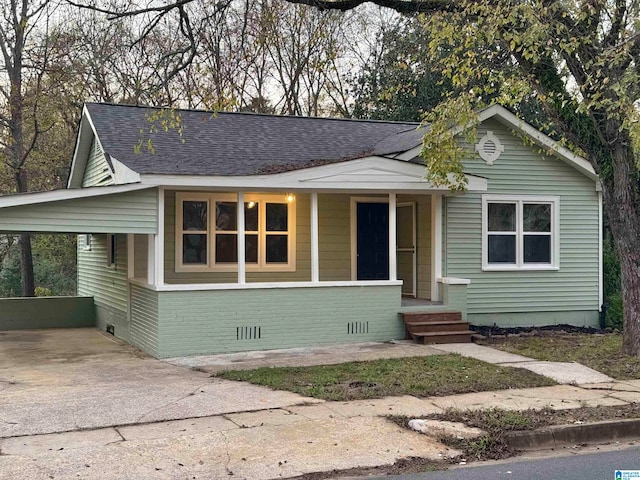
[78,233,129,337]
[130,284,159,357]
[0,189,158,234]
[444,119,599,323]
[153,285,403,358]
[82,138,114,187]
[318,194,352,281]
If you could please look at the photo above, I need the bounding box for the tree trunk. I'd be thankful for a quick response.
[15,170,35,297]
[600,139,640,356]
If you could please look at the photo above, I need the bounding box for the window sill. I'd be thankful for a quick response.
[175,264,296,274]
[482,265,559,272]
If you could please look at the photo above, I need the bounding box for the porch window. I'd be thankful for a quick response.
[107,234,116,267]
[482,195,559,271]
[176,193,295,272]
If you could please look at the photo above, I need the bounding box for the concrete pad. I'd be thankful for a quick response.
[0,329,320,438]
[0,416,459,480]
[502,361,614,384]
[607,390,640,404]
[225,408,305,428]
[432,343,536,364]
[0,427,122,455]
[324,395,443,418]
[118,415,237,441]
[168,341,445,373]
[431,390,525,411]
[286,403,347,420]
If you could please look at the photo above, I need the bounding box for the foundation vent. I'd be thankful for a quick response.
[237,326,261,340]
[347,321,369,335]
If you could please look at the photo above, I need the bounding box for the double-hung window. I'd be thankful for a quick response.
[177,193,295,272]
[482,195,559,271]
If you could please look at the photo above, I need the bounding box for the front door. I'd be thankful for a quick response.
[356,202,389,280]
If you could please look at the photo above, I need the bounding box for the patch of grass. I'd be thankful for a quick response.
[215,354,555,401]
[479,333,640,380]
[397,403,640,462]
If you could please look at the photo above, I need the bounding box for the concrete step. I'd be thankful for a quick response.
[406,320,471,334]
[402,311,462,324]
[412,331,473,344]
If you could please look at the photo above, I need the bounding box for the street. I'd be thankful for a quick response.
[373,445,640,480]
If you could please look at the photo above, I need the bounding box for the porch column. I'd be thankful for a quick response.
[155,188,165,286]
[237,191,246,284]
[311,192,319,282]
[127,234,134,279]
[147,235,155,285]
[388,192,397,281]
[431,194,443,301]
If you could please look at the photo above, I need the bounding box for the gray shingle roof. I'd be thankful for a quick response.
[85,103,422,176]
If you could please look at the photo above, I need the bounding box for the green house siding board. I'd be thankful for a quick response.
[130,284,159,357]
[154,285,403,357]
[82,138,114,187]
[77,233,129,313]
[444,120,599,316]
[470,311,599,328]
[0,189,158,234]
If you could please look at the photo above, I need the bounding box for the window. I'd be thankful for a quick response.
[482,195,559,271]
[176,193,295,272]
[107,234,116,267]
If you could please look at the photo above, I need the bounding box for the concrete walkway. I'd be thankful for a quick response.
[433,343,615,384]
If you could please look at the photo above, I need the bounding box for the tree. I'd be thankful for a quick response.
[0,0,57,297]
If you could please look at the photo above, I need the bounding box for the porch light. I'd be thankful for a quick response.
[247,201,256,209]
[286,193,295,203]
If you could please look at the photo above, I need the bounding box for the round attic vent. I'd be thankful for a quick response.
[475,131,504,165]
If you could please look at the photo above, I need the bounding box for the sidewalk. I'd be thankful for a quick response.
[2,341,639,480]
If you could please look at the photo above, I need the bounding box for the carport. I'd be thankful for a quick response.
[0,183,158,331]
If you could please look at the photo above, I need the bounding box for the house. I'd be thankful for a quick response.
[0,103,602,358]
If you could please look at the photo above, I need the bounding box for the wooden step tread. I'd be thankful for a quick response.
[405,320,469,326]
[413,330,474,337]
[402,311,461,317]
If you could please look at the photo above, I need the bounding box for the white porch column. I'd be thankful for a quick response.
[237,191,246,285]
[155,187,165,286]
[311,192,319,283]
[388,192,397,281]
[127,234,135,279]
[147,235,155,285]
[431,194,443,301]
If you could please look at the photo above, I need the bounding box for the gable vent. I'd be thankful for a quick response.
[475,131,504,165]
[237,326,261,340]
[347,321,369,335]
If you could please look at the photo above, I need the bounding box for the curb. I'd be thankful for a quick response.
[504,418,640,450]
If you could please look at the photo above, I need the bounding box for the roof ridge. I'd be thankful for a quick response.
[84,102,420,127]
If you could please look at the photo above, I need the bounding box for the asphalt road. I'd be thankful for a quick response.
[373,446,640,480]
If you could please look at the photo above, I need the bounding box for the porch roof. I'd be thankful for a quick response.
[0,184,158,234]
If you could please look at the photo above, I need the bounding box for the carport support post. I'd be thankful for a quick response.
[389,193,397,281]
[237,191,246,285]
[311,192,319,283]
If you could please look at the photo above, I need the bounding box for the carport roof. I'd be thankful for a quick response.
[0,184,158,234]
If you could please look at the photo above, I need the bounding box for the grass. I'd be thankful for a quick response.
[478,333,640,380]
[214,354,555,401]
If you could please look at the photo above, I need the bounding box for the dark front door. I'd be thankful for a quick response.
[357,202,389,280]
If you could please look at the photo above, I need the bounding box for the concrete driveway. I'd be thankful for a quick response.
[0,329,318,438]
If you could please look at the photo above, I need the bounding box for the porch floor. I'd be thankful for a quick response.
[400,297,442,308]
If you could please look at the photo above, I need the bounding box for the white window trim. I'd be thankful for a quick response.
[481,194,560,271]
[176,192,296,273]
